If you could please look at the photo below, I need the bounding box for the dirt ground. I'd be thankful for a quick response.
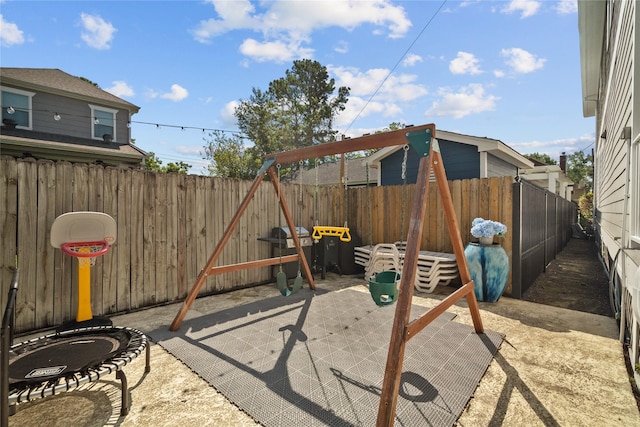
[522,237,612,317]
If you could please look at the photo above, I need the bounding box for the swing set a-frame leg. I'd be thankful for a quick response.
[376,139,483,426]
[169,161,315,332]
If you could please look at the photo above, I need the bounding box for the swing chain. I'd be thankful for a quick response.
[314,158,319,227]
[400,145,409,243]
[343,154,348,228]
[276,164,283,272]
[297,160,304,276]
[366,161,373,246]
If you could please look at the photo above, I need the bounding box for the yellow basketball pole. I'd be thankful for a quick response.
[76,248,93,322]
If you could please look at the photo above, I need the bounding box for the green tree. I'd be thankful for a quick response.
[526,152,557,165]
[566,150,593,192]
[202,131,258,180]
[205,59,350,178]
[143,152,191,174]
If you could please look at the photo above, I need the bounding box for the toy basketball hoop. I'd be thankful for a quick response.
[61,241,110,265]
[51,212,117,323]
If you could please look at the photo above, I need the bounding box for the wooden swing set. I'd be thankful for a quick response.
[169,123,484,426]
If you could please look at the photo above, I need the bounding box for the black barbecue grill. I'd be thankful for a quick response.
[258,227,313,279]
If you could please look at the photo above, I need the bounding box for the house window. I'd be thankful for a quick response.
[1,86,35,129]
[89,104,117,141]
[631,134,640,245]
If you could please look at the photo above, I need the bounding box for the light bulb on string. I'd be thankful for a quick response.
[93,117,100,125]
[7,106,15,114]
[53,113,61,121]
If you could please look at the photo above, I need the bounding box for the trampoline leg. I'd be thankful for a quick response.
[144,342,151,373]
[116,370,130,416]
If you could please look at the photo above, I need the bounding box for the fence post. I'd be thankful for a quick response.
[511,179,523,299]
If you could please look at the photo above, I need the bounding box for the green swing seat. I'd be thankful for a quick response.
[369,271,400,306]
[276,269,303,297]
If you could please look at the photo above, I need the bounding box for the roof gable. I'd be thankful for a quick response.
[0,68,139,112]
[367,128,532,169]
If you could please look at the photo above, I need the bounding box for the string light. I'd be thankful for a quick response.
[1,105,245,137]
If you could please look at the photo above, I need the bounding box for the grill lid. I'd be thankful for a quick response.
[271,226,309,239]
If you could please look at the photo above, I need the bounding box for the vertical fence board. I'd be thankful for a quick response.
[166,173,179,301]
[210,177,224,291]
[102,167,119,314]
[87,165,105,316]
[117,168,132,312]
[16,159,38,331]
[194,176,209,293]
[35,161,56,327]
[0,156,18,313]
[53,161,73,325]
[142,172,156,305]
[184,175,198,292]
[155,172,168,304]
[129,169,145,308]
[176,174,188,299]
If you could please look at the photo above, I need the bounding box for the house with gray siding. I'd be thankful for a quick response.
[578,0,640,383]
[1,68,145,167]
[366,128,533,185]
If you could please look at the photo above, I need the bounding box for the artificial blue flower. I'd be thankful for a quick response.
[470,218,507,238]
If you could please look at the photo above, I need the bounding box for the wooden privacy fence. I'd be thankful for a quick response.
[1,156,513,334]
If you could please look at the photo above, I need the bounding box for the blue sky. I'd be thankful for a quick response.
[1,0,593,174]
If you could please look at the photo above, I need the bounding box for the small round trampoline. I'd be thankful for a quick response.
[7,325,149,414]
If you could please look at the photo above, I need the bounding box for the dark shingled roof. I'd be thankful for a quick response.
[0,68,139,112]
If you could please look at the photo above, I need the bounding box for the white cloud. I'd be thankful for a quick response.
[402,53,423,67]
[174,145,203,156]
[556,0,577,15]
[105,81,134,98]
[334,96,402,127]
[493,69,506,78]
[220,100,239,127]
[193,0,411,62]
[334,40,349,54]
[329,65,427,103]
[501,47,545,74]
[160,84,189,102]
[426,84,498,119]
[80,13,116,50]
[239,38,313,63]
[510,133,594,158]
[501,0,540,18]
[449,52,481,75]
[0,14,25,47]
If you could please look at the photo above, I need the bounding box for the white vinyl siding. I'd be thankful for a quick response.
[631,134,640,245]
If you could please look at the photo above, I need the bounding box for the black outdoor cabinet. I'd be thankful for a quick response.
[312,231,363,278]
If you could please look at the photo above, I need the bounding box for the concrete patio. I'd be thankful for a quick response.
[7,269,639,426]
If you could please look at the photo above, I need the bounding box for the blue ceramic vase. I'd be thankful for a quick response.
[464,242,509,302]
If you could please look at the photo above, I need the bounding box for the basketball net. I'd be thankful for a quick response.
[61,241,109,266]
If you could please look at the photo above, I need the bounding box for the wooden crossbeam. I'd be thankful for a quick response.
[207,255,299,276]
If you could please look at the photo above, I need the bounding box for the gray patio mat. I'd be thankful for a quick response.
[149,287,503,426]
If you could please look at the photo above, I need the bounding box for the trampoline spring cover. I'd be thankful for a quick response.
[8,326,143,389]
